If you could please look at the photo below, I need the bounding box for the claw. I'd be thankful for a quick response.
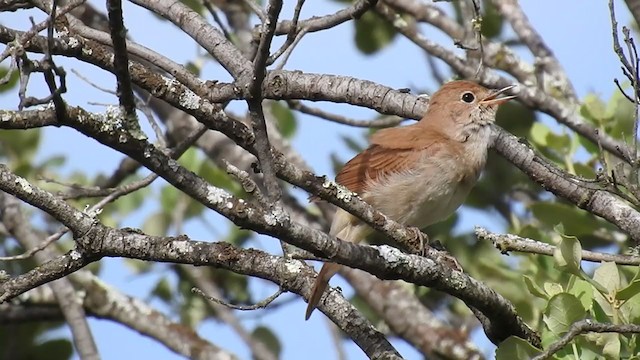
[406,226,429,255]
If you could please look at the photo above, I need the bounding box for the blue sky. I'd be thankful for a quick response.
[0,1,633,359]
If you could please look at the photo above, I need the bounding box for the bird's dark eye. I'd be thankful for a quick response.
[461,92,475,103]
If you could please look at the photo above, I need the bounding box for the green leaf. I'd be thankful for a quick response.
[530,202,601,236]
[184,61,201,76]
[354,11,397,54]
[151,277,173,303]
[224,227,253,246]
[592,262,621,318]
[0,67,19,93]
[543,282,563,297]
[495,101,536,137]
[271,101,297,138]
[546,131,572,153]
[32,339,73,360]
[584,332,621,360]
[0,128,41,165]
[620,291,640,323]
[37,155,66,170]
[177,147,200,171]
[199,161,243,197]
[181,291,208,327]
[495,336,542,359]
[524,275,548,299]
[594,262,622,294]
[113,179,149,216]
[581,93,610,124]
[607,89,636,138]
[553,225,583,275]
[592,299,610,322]
[529,122,550,147]
[616,266,640,301]
[142,212,171,236]
[179,0,204,14]
[574,162,596,178]
[340,135,366,154]
[480,0,503,38]
[567,277,594,312]
[252,326,282,357]
[543,293,586,335]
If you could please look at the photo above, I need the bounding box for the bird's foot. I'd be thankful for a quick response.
[439,252,463,272]
[406,226,429,256]
[416,235,463,272]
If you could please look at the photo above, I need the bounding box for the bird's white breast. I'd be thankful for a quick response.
[365,126,491,229]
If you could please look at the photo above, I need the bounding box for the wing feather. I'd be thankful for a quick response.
[336,124,449,194]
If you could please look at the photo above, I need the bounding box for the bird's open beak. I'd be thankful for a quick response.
[480,84,517,106]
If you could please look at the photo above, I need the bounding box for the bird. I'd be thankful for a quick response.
[305,80,516,320]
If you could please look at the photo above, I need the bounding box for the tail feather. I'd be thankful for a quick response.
[305,263,340,320]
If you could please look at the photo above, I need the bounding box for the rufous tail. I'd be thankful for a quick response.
[305,262,340,320]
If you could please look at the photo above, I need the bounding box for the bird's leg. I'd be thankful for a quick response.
[406,228,464,272]
[429,240,463,272]
[438,252,463,272]
[406,226,429,255]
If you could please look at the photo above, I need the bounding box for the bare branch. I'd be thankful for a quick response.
[106,0,139,132]
[128,0,251,81]
[288,100,404,128]
[272,0,377,35]
[492,0,576,99]
[342,268,484,360]
[180,266,277,360]
[0,194,100,360]
[193,287,285,311]
[475,227,640,266]
[532,320,640,360]
[247,0,284,203]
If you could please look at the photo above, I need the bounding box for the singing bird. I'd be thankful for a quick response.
[305,80,516,320]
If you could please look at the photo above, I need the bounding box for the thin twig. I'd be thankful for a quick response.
[1,124,207,261]
[470,0,484,78]
[475,227,640,266]
[0,228,64,261]
[192,287,285,310]
[267,0,305,65]
[223,160,268,207]
[180,266,277,360]
[274,27,308,70]
[202,0,232,41]
[241,0,267,23]
[272,0,377,35]
[288,100,403,128]
[532,320,640,360]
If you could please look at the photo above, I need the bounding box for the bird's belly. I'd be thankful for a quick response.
[366,165,479,229]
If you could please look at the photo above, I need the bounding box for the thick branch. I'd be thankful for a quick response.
[342,268,484,360]
[492,126,640,242]
[0,115,539,346]
[0,195,99,360]
[128,0,251,81]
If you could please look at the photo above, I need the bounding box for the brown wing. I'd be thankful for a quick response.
[335,144,422,194]
[335,124,446,194]
[311,124,446,201]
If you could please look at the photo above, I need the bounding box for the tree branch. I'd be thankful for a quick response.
[106,0,139,131]
[475,227,640,266]
[0,194,100,360]
[532,320,640,360]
